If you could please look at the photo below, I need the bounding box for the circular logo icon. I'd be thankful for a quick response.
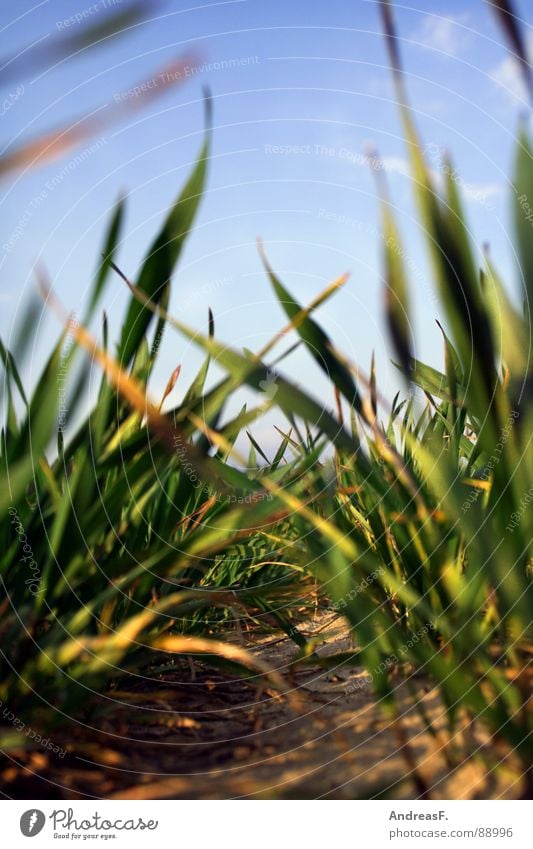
[20,810,46,837]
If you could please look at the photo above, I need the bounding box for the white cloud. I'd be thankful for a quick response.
[381,156,411,177]
[381,154,500,208]
[414,13,472,57]
[489,35,533,106]
[461,182,501,205]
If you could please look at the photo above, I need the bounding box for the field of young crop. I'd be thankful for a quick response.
[0,0,531,800]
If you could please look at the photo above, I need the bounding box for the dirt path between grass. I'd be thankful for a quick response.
[1,614,524,799]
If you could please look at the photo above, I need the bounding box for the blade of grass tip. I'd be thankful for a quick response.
[274,425,300,452]
[38,275,231,493]
[381,1,498,422]
[254,245,350,360]
[435,319,462,381]
[216,401,248,448]
[491,0,533,102]
[370,147,413,376]
[83,195,126,326]
[269,339,301,367]
[481,247,526,377]
[114,267,363,456]
[513,123,533,319]
[258,240,363,412]
[178,310,215,418]
[246,430,271,465]
[271,428,292,469]
[90,310,112,455]
[334,385,344,425]
[441,154,499,410]
[3,383,18,438]
[436,320,460,458]
[102,310,108,350]
[11,295,41,364]
[379,2,441,234]
[188,411,362,559]
[379,0,405,85]
[117,90,212,367]
[370,352,377,419]
[0,339,28,408]
[373,5,406,117]
[379,1,436,197]
[158,365,181,411]
[394,357,463,403]
[0,327,68,510]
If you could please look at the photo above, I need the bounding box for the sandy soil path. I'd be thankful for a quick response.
[1,614,524,799]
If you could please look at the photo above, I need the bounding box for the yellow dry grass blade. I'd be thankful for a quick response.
[148,635,290,695]
[462,477,491,492]
[0,55,197,178]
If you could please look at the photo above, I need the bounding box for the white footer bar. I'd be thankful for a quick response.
[5,800,530,848]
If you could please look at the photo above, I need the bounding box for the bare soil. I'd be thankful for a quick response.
[0,614,525,799]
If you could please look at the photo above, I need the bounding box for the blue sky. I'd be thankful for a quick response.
[1,0,532,449]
